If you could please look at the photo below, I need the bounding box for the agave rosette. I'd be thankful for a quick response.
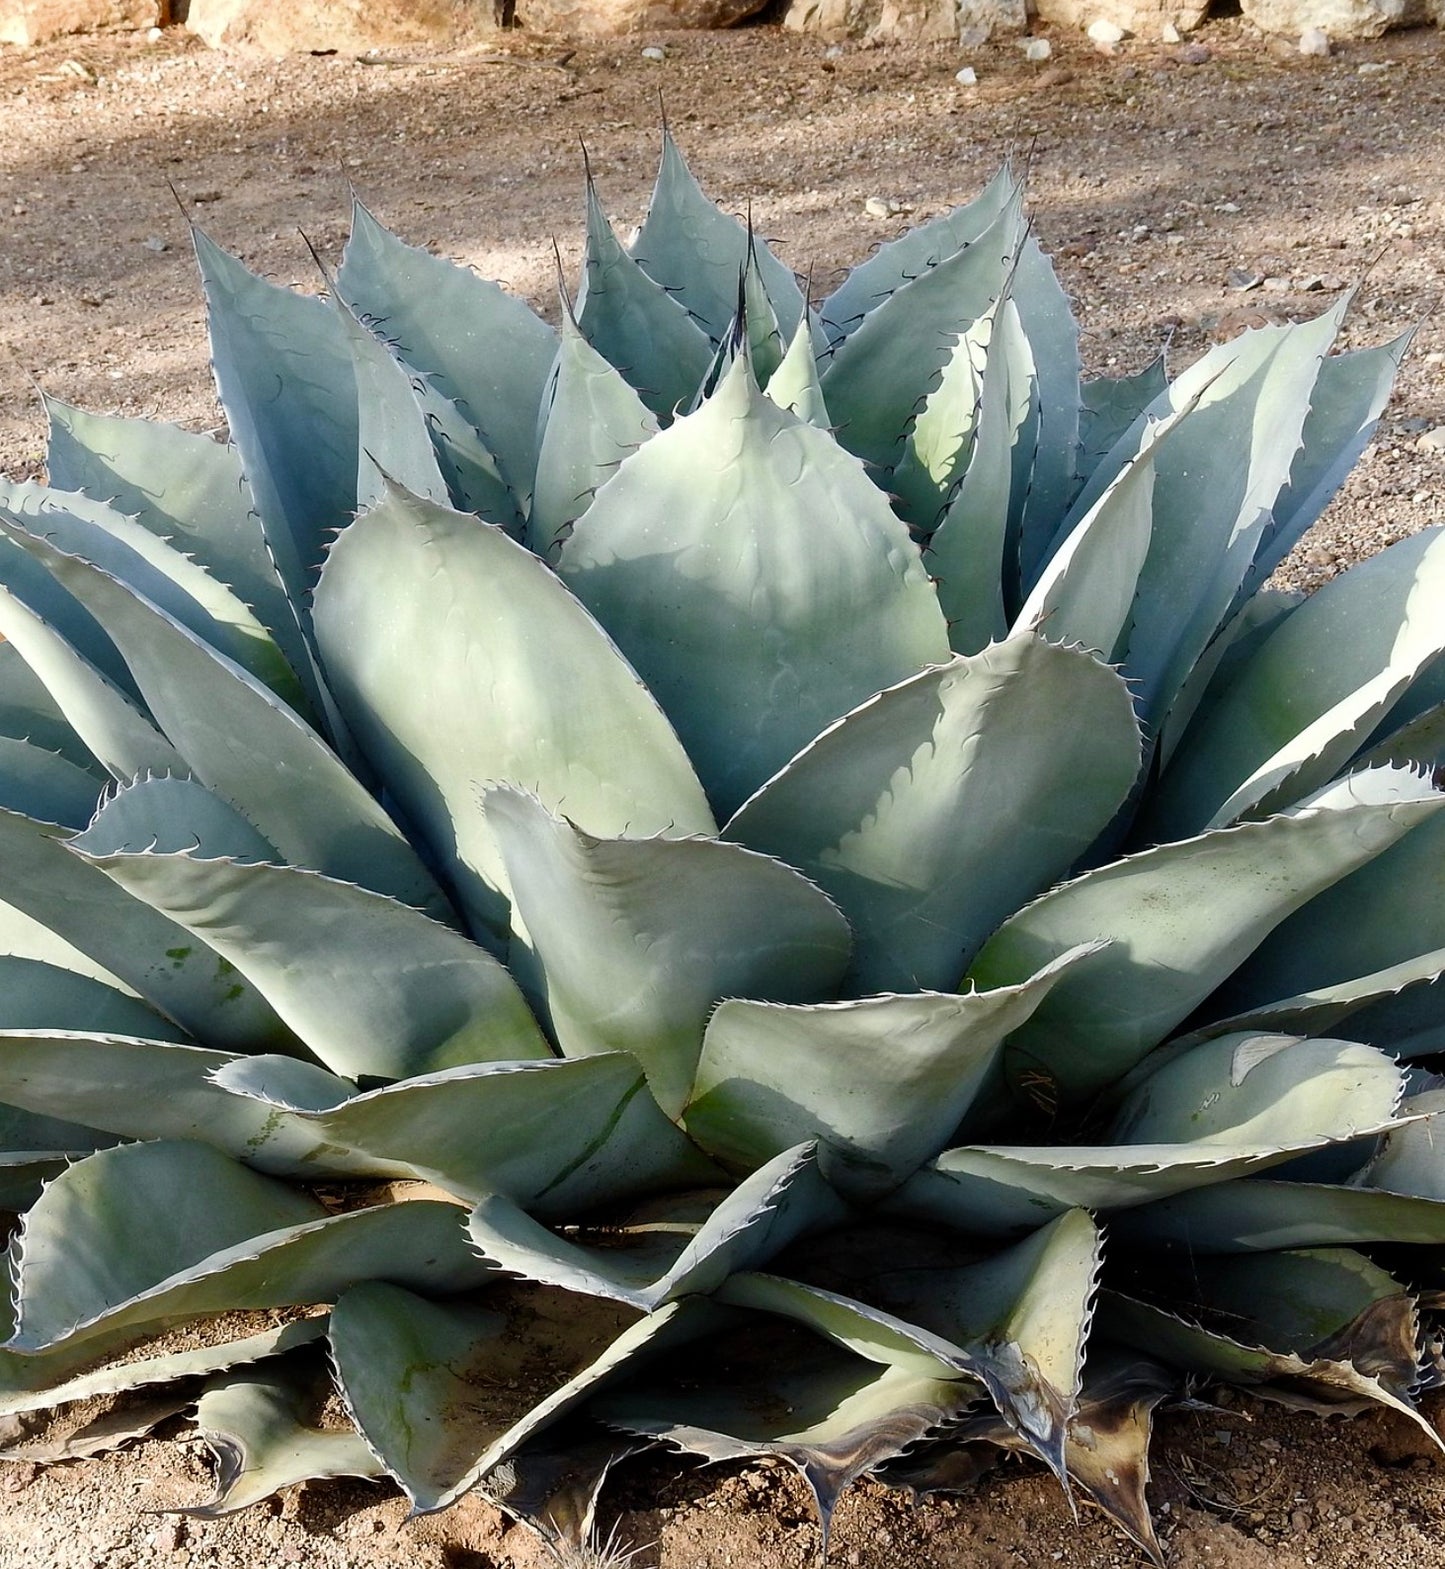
[1,136,1444,1559]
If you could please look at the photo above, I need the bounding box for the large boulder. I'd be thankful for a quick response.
[517,0,769,32]
[1237,0,1427,33]
[782,0,1026,38]
[1032,0,1210,33]
[183,0,489,53]
[0,0,157,45]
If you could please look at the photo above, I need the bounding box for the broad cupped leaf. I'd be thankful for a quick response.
[313,481,715,945]
[43,398,309,686]
[0,516,447,918]
[728,635,1140,994]
[0,477,307,714]
[9,1140,491,1357]
[488,787,849,1116]
[464,1145,838,1316]
[560,357,949,819]
[1151,527,1445,835]
[968,790,1445,1104]
[68,844,548,1081]
[684,946,1100,1197]
[186,1361,386,1515]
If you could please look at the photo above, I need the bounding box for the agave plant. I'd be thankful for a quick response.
[0,133,1443,1563]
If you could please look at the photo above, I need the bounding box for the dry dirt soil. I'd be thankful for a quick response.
[1,13,1445,1569]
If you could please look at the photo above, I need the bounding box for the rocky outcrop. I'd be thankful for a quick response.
[183,0,766,43]
[517,0,769,34]
[5,0,1438,53]
[1238,0,1425,35]
[0,0,157,45]
[1032,0,1210,33]
[781,0,871,31]
[182,0,489,54]
[782,0,1026,38]
[780,0,1443,39]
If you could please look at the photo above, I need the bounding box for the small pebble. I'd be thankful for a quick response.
[1,1464,36,1494]
[1357,60,1391,75]
[1298,26,1330,56]
[1023,37,1053,60]
[146,24,163,40]
[142,236,169,253]
[1262,276,1291,293]
[147,1518,185,1553]
[1176,41,1211,64]
[1416,427,1445,454]
[640,44,666,61]
[1087,18,1126,43]
[1161,20,1182,41]
[823,42,844,58]
[864,196,898,219]
[955,66,978,85]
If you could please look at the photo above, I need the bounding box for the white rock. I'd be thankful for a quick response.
[1238,0,1419,41]
[1023,35,1053,57]
[1160,19,1181,38]
[641,42,667,56]
[1087,16,1126,39]
[785,0,1027,39]
[184,0,483,51]
[1417,427,1445,454]
[960,0,1027,31]
[1035,0,1208,35]
[955,64,979,82]
[864,196,894,218]
[0,0,157,45]
[1298,23,1331,49]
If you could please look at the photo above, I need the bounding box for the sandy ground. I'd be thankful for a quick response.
[1,12,1445,1568]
